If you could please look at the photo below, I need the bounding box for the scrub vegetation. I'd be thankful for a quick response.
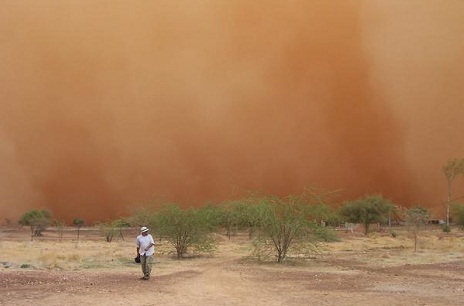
[16,187,462,263]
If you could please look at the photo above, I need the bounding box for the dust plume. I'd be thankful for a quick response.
[1,1,463,223]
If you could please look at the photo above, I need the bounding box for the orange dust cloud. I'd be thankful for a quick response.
[1,1,463,223]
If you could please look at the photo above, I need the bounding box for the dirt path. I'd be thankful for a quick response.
[2,229,464,305]
[2,255,464,306]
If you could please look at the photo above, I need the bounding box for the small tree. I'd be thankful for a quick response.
[387,204,405,229]
[19,209,52,240]
[250,195,313,263]
[405,206,429,252]
[96,219,130,242]
[73,218,85,241]
[156,204,216,259]
[451,203,464,229]
[443,158,464,227]
[99,221,117,242]
[218,200,251,240]
[242,200,264,239]
[105,224,115,242]
[129,206,159,231]
[339,194,394,236]
[54,219,66,242]
[112,218,131,240]
[301,186,342,226]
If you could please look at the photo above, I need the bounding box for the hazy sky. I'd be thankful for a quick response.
[1,1,463,222]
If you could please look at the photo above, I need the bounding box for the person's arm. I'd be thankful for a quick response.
[145,236,155,251]
[136,238,141,256]
[145,242,154,251]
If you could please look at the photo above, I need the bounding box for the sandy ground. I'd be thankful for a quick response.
[1,227,464,306]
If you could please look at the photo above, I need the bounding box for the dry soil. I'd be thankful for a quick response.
[1,227,464,306]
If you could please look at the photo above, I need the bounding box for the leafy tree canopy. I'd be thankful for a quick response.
[19,209,52,237]
[339,194,394,235]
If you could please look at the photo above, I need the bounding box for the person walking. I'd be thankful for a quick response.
[136,226,155,280]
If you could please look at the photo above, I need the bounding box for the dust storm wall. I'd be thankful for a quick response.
[1,1,463,222]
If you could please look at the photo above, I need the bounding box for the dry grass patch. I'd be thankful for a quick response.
[2,228,464,271]
[318,232,464,267]
[1,240,137,270]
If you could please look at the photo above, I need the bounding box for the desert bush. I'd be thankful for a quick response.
[451,203,464,229]
[301,187,341,226]
[443,158,464,226]
[98,219,131,242]
[18,209,52,240]
[249,195,316,263]
[217,200,244,239]
[54,219,66,242]
[442,224,451,233]
[112,218,131,240]
[405,206,429,252]
[129,206,159,232]
[156,204,217,259]
[99,222,117,242]
[217,199,264,239]
[20,263,32,269]
[312,226,339,242]
[338,194,394,235]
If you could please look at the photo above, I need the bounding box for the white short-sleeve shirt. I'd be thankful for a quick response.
[136,233,155,256]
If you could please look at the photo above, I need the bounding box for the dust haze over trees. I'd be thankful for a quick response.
[13,185,464,264]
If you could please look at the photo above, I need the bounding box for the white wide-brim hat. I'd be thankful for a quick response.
[140,226,149,233]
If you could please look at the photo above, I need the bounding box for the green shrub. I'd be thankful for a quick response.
[442,224,451,233]
[312,226,339,242]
